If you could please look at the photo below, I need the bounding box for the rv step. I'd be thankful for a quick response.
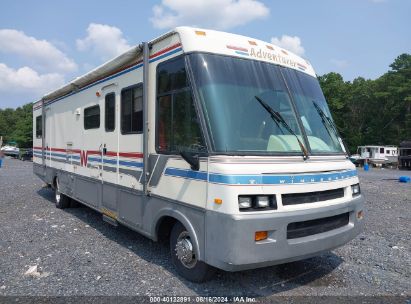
[102,214,118,227]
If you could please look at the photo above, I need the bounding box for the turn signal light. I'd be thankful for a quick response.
[255,231,268,241]
[357,210,364,220]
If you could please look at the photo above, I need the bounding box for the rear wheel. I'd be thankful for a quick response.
[170,222,215,282]
[54,178,70,209]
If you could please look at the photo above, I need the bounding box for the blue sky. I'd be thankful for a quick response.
[0,0,410,108]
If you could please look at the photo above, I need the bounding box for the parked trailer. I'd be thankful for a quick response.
[33,27,364,282]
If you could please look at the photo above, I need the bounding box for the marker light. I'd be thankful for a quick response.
[238,196,252,209]
[214,198,223,205]
[351,184,361,197]
[256,196,270,208]
[255,231,268,241]
[195,30,206,36]
[357,210,364,220]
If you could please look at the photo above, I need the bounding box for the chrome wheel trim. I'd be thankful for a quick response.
[175,231,197,269]
[55,180,61,203]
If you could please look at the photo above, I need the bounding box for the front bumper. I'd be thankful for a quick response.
[205,195,364,271]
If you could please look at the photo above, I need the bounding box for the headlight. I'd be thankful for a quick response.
[238,196,252,209]
[238,195,277,211]
[256,196,270,208]
[351,184,361,196]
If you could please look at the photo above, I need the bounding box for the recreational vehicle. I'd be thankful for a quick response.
[353,145,398,166]
[33,27,364,282]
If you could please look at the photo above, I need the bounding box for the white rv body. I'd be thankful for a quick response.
[356,145,398,164]
[33,27,364,275]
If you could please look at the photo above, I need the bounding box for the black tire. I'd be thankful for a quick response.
[170,222,215,282]
[54,178,70,209]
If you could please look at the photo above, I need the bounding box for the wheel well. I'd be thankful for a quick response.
[156,216,178,242]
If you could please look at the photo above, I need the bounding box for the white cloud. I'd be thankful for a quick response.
[271,35,305,56]
[150,0,269,30]
[0,63,65,95]
[76,23,132,61]
[330,59,349,69]
[0,29,77,73]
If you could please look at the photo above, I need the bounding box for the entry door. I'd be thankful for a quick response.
[44,107,53,167]
[101,91,119,212]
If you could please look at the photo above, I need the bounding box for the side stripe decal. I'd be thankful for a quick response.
[164,167,357,185]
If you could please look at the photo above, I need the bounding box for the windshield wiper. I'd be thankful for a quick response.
[311,101,349,155]
[311,101,339,137]
[255,96,309,160]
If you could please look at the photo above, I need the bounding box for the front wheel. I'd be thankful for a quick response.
[54,178,70,209]
[170,222,215,282]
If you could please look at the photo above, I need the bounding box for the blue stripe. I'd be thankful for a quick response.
[164,168,357,185]
[150,47,183,63]
[103,158,117,165]
[235,51,249,56]
[88,157,102,163]
[164,168,208,181]
[119,160,143,168]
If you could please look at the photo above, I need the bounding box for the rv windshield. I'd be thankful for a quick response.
[187,53,344,155]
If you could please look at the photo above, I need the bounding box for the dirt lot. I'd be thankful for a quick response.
[0,158,410,302]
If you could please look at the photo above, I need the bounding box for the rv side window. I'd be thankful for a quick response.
[156,56,205,154]
[36,115,42,138]
[105,93,115,132]
[84,105,100,129]
[121,84,143,134]
[380,147,384,153]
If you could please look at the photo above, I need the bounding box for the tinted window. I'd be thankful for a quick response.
[105,93,115,132]
[158,58,188,94]
[121,84,143,134]
[156,57,205,153]
[36,115,42,138]
[84,105,100,129]
[380,147,384,153]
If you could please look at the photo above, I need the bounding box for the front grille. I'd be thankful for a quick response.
[287,212,350,239]
[282,188,344,206]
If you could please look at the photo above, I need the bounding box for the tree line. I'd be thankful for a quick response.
[319,53,411,153]
[0,103,33,148]
[0,53,410,153]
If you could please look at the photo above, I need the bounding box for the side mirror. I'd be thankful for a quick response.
[180,151,200,171]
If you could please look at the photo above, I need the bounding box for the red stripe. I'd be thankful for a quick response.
[49,147,66,152]
[119,152,143,159]
[150,43,182,59]
[86,150,101,156]
[226,45,248,52]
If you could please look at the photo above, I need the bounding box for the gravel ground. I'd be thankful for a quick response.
[0,158,410,300]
